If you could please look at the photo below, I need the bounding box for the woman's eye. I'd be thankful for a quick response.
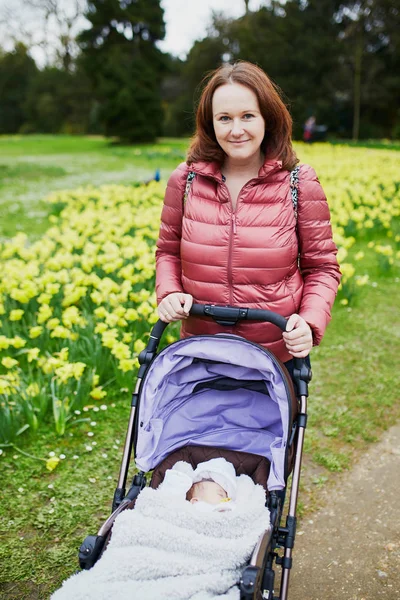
[219,116,230,122]
[243,113,255,119]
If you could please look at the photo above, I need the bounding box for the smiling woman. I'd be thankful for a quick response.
[212,83,266,209]
[155,60,341,371]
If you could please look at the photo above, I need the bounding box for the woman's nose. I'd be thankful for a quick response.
[231,119,245,136]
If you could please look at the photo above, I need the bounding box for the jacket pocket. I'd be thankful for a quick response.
[283,277,297,314]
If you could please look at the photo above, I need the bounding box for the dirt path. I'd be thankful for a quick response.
[289,423,400,600]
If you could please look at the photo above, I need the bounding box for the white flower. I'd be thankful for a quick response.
[102,453,108,459]
[90,421,97,426]
[87,432,94,437]
[100,405,107,411]
[18,487,24,493]
[85,445,93,451]
[48,451,55,457]
[48,484,54,489]
[59,454,66,459]
[74,410,81,415]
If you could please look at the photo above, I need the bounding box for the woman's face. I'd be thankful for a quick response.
[212,82,265,165]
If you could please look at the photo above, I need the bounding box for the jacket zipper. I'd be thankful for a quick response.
[223,181,252,305]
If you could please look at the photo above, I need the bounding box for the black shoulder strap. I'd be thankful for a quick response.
[290,165,300,220]
[183,171,196,208]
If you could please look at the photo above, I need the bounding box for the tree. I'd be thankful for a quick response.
[78,0,166,142]
[23,66,93,133]
[0,0,88,71]
[335,0,400,139]
[0,44,38,133]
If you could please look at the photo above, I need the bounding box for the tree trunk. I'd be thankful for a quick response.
[352,29,363,141]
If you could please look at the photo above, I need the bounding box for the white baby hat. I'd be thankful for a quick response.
[192,457,237,500]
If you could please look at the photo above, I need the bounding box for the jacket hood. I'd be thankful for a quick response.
[189,158,283,182]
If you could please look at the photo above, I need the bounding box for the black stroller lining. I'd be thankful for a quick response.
[193,377,270,395]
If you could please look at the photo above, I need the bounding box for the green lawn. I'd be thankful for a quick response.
[0,136,399,599]
[0,135,188,239]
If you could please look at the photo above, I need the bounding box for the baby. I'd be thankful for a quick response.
[159,456,237,512]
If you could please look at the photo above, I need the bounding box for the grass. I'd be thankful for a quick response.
[329,138,400,151]
[0,135,399,598]
[0,135,188,239]
[0,400,131,599]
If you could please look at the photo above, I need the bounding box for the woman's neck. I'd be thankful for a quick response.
[222,152,264,178]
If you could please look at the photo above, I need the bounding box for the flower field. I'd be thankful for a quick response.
[0,142,399,446]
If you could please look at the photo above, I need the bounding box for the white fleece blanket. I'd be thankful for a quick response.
[52,474,270,600]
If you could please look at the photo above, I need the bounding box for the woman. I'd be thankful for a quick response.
[155,61,341,366]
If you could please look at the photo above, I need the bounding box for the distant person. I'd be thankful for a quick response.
[155,61,341,375]
[303,115,316,143]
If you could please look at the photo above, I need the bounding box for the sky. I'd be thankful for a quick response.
[0,0,267,65]
[159,0,266,58]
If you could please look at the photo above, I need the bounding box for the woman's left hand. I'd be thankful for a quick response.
[282,314,313,358]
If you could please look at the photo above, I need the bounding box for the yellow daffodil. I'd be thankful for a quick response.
[118,359,136,372]
[90,386,107,400]
[0,336,10,350]
[29,326,43,339]
[27,348,40,362]
[10,337,26,348]
[9,309,24,321]
[46,456,60,471]
[26,382,40,397]
[2,357,19,369]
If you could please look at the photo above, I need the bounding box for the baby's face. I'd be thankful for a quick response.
[190,481,227,505]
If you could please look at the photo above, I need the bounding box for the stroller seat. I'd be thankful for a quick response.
[150,444,271,490]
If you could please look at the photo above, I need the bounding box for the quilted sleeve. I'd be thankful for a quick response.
[297,164,342,345]
[155,162,189,304]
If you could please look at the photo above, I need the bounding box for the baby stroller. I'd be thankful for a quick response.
[79,304,311,600]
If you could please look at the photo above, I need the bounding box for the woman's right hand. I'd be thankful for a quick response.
[157,293,193,323]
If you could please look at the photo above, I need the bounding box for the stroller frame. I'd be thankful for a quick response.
[79,304,311,600]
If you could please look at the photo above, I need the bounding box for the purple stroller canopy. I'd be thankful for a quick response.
[135,335,291,490]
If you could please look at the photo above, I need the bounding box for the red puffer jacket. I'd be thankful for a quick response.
[156,158,341,362]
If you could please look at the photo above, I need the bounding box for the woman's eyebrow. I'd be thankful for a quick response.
[214,109,259,116]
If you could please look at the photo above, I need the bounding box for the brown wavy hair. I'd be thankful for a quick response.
[187,61,298,170]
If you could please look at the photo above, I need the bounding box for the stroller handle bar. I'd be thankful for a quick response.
[190,303,288,330]
[141,304,288,362]
[146,304,288,352]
